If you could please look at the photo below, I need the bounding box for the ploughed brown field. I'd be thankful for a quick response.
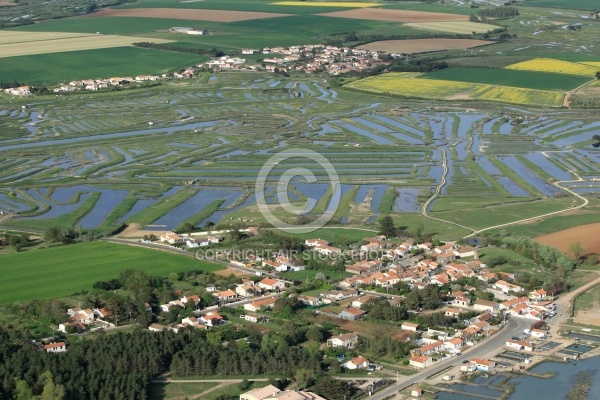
[535,222,600,262]
[356,38,492,53]
[89,8,291,22]
[318,8,468,23]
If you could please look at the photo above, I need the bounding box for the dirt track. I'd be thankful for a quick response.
[89,8,291,22]
[318,8,467,23]
[535,222,600,260]
[357,38,491,54]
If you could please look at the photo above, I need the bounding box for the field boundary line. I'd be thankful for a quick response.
[464,178,590,238]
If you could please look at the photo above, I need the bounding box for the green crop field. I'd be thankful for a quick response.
[0,241,222,304]
[520,0,600,10]
[116,0,364,14]
[0,47,206,84]
[422,67,590,92]
[11,16,217,35]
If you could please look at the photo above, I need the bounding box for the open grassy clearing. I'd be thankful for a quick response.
[274,1,377,7]
[91,7,292,22]
[0,241,222,304]
[0,47,206,83]
[431,197,576,230]
[574,284,600,315]
[0,34,173,58]
[423,67,589,91]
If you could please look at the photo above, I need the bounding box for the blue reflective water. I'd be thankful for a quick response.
[525,153,572,181]
[0,193,30,212]
[498,156,561,196]
[354,184,389,213]
[477,157,502,174]
[393,188,420,213]
[496,176,530,197]
[151,189,242,230]
[509,358,600,400]
[119,186,183,223]
[0,120,219,151]
[332,120,394,145]
[77,189,129,228]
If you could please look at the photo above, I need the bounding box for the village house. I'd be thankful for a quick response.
[244,313,267,323]
[530,288,548,301]
[445,308,463,318]
[351,296,373,308]
[473,299,500,313]
[159,231,183,244]
[338,307,366,320]
[148,323,167,332]
[343,356,369,370]
[261,260,286,272]
[257,278,285,291]
[305,238,329,247]
[298,294,321,306]
[531,328,547,339]
[43,342,66,353]
[409,355,434,369]
[327,332,359,348]
[199,311,223,327]
[360,242,382,253]
[244,297,277,312]
[320,289,358,303]
[236,283,262,298]
[506,339,534,352]
[313,245,342,256]
[401,321,420,332]
[417,340,443,356]
[444,337,464,351]
[494,280,523,294]
[213,289,238,302]
[471,358,495,372]
[346,259,383,274]
[160,300,185,312]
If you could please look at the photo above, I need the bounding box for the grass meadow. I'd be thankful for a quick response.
[0,241,222,304]
[423,67,589,91]
[0,47,207,83]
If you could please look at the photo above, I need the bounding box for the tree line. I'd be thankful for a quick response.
[133,42,226,58]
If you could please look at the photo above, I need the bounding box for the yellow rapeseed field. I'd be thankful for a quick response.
[470,85,564,107]
[403,21,497,34]
[505,58,598,77]
[273,2,377,7]
[579,61,600,68]
[0,33,172,58]
[346,74,480,98]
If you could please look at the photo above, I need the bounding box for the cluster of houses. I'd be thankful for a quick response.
[157,231,221,247]
[58,306,114,333]
[202,44,396,74]
[149,310,224,333]
[4,86,31,96]
[52,74,165,93]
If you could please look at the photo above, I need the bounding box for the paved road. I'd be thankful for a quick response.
[368,316,531,399]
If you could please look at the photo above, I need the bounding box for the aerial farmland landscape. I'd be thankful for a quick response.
[0,0,599,399]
